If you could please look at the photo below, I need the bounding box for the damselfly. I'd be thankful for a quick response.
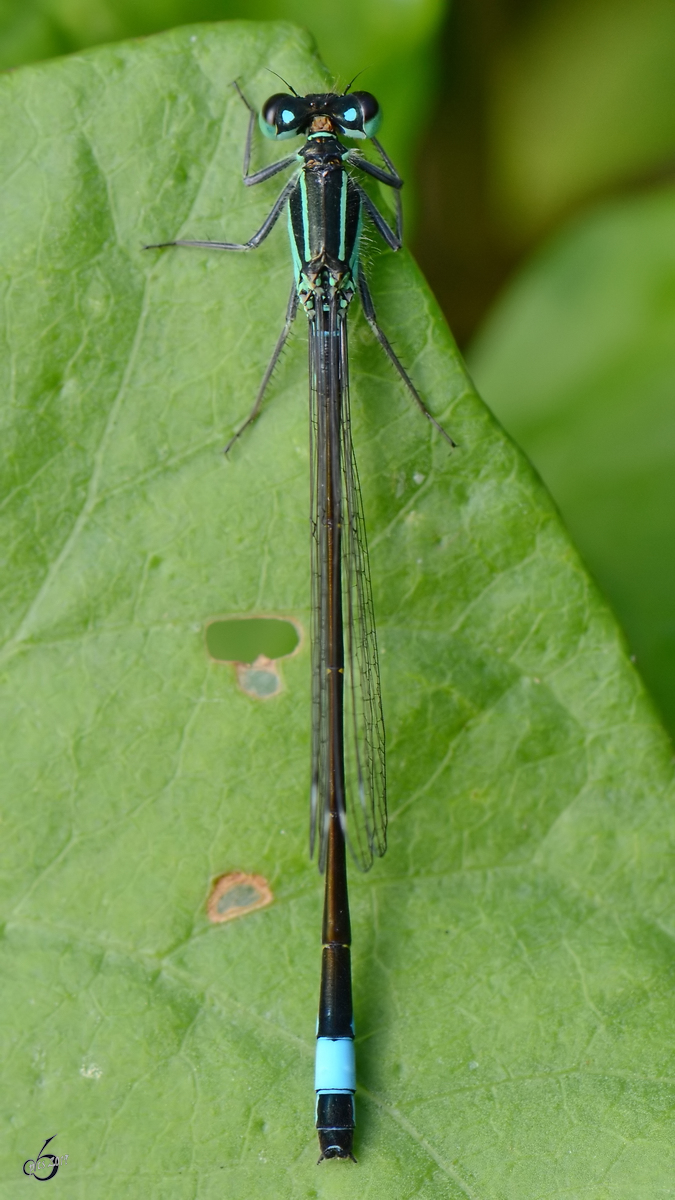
[148,77,453,1163]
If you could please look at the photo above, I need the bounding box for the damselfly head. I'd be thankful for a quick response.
[259,91,381,141]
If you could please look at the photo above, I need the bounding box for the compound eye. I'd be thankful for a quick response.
[259,93,306,140]
[332,91,381,139]
[331,94,365,139]
[351,91,381,138]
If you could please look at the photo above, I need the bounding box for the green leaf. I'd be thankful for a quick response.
[468,185,675,738]
[2,23,674,1198]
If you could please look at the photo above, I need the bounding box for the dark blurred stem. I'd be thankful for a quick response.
[412,0,532,349]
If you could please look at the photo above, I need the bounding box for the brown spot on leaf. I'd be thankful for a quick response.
[207,871,273,923]
[234,654,281,699]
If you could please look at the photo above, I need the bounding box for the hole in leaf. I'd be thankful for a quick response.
[206,617,299,664]
[207,872,273,923]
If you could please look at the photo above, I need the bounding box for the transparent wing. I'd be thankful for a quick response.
[338,317,387,869]
[308,307,331,869]
[309,302,387,873]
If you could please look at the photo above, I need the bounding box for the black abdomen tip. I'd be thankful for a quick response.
[317,1127,356,1163]
[316,1093,356,1163]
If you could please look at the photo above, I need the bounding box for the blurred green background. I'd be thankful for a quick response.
[3,0,674,735]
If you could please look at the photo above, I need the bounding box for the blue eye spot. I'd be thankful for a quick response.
[343,108,357,122]
[281,109,295,124]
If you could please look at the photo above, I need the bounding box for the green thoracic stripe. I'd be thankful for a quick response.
[299,172,311,264]
[350,206,363,279]
[338,171,347,263]
[287,204,302,282]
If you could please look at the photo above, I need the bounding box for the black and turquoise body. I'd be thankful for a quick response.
[147,79,453,1166]
[287,133,362,312]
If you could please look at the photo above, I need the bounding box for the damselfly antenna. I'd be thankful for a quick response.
[342,70,365,94]
[264,67,299,96]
